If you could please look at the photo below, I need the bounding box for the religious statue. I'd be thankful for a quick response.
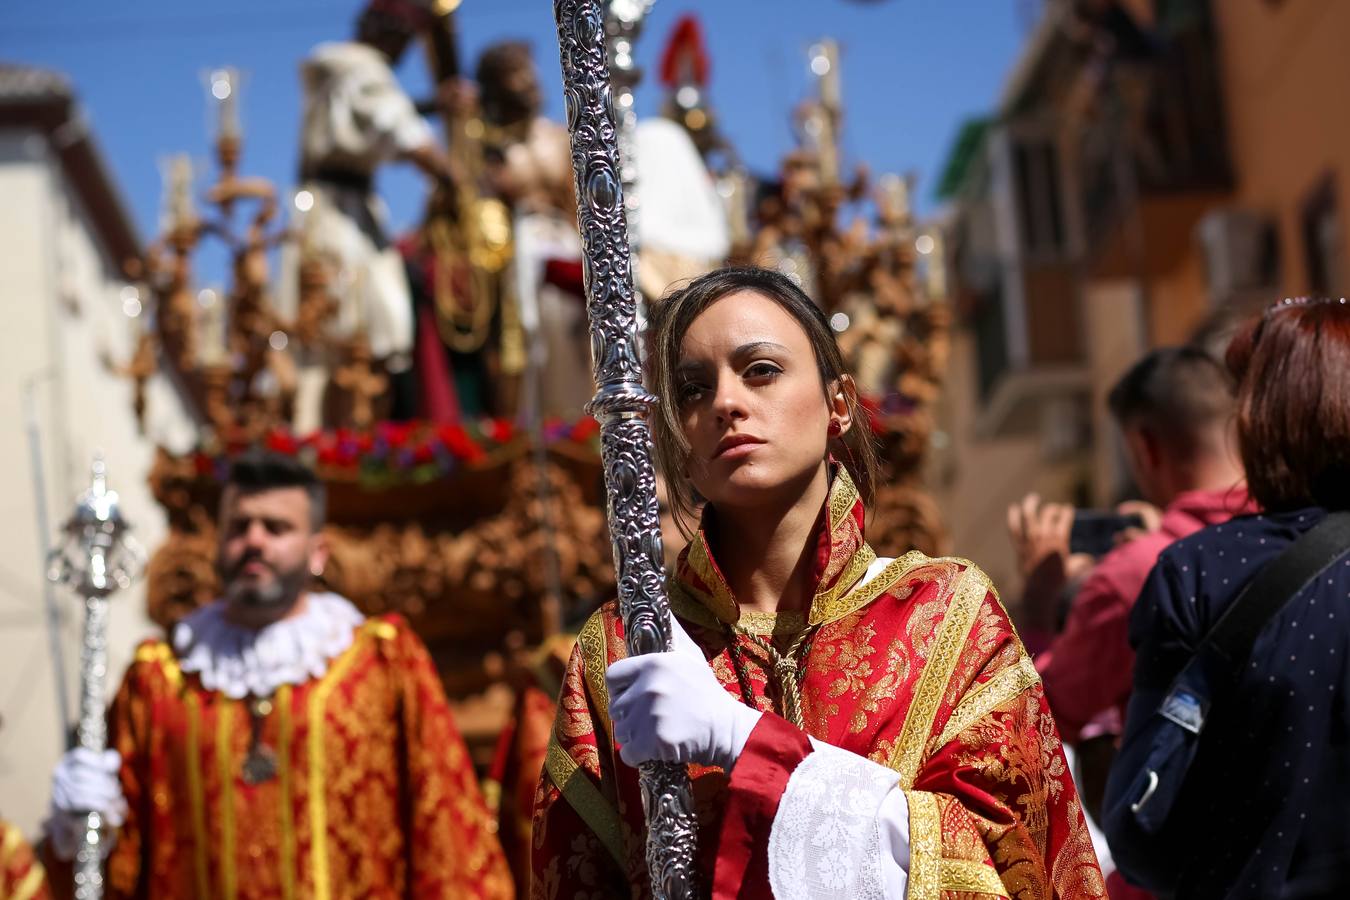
[475,40,594,422]
[277,0,458,433]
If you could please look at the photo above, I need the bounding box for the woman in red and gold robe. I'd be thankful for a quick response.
[531,267,1105,899]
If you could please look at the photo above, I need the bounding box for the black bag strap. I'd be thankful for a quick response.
[1128,513,1350,821]
[1197,511,1350,671]
[1156,512,1350,737]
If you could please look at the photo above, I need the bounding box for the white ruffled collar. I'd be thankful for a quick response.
[171,592,366,699]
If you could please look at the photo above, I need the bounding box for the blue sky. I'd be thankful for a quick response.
[1,0,1030,248]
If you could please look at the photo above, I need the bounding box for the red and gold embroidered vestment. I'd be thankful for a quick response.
[98,614,512,899]
[532,472,1106,899]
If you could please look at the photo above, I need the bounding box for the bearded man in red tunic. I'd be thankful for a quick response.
[46,451,511,899]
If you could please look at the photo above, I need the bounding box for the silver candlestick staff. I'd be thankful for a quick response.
[47,456,145,900]
[551,1,700,897]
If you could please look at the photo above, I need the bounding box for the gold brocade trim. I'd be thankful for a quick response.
[12,864,47,900]
[681,470,876,628]
[366,620,398,641]
[906,790,941,900]
[685,537,739,625]
[669,582,719,631]
[10,863,46,900]
[807,542,877,620]
[135,641,183,690]
[186,693,211,900]
[671,583,812,640]
[735,609,806,638]
[134,642,168,665]
[935,656,1041,748]
[807,549,934,626]
[577,612,612,742]
[544,734,625,868]
[940,859,1011,897]
[677,543,932,633]
[888,565,990,787]
[480,778,502,817]
[277,684,296,900]
[217,702,237,900]
[0,824,21,864]
[307,628,367,900]
[827,467,860,534]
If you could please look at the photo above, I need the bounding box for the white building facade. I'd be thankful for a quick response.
[0,63,192,837]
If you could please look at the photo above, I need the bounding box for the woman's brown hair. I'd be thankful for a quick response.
[1225,297,1350,511]
[646,266,881,534]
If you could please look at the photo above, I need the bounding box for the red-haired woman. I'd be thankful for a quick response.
[531,267,1105,898]
[1104,297,1350,898]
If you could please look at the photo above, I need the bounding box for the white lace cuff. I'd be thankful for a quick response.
[767,738,910,899]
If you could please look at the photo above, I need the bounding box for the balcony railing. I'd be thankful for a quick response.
[1076,10,1233,251]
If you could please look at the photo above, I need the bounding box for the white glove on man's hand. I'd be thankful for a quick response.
[48,747,127,861]
[606,617,763,771]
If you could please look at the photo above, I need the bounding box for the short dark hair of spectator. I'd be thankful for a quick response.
[1225,298,1350,512]
[225,450,327,531]
[1107,346,1236,453]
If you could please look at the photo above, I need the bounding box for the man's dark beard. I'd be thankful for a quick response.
[220,555,309,611]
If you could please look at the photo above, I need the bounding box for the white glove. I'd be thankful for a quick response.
[48,747,127,861]
[606,617,763,771]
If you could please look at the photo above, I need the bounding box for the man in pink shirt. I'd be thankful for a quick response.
[1017,346,1253,744]
[1009,348,1252,899]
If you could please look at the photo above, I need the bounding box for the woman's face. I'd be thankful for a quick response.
[674,291,842,513]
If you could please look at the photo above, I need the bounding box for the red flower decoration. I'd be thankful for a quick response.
[436,424,485,464]
[265,430,299,455]
[569,416,601,442]
[379,421,415,449]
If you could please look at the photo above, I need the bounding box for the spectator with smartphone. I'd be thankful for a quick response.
[1104,297,1350,898]
[1035,348,1250,741]
[1013,348,1253,791]
[1006,494,1155,656]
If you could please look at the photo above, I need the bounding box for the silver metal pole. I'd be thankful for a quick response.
[48,456,145,900]
[551,2,700,896]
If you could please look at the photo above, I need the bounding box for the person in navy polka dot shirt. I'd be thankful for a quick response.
[1105,298,1350,899]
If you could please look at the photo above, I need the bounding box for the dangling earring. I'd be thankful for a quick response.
[827,419,842,438]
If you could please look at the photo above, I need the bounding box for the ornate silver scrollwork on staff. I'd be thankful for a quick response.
[47,456,145,900]
[552,2,700,897]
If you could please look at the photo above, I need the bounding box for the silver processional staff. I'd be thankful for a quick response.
[47,455,145,900]
[551,1,701,897]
